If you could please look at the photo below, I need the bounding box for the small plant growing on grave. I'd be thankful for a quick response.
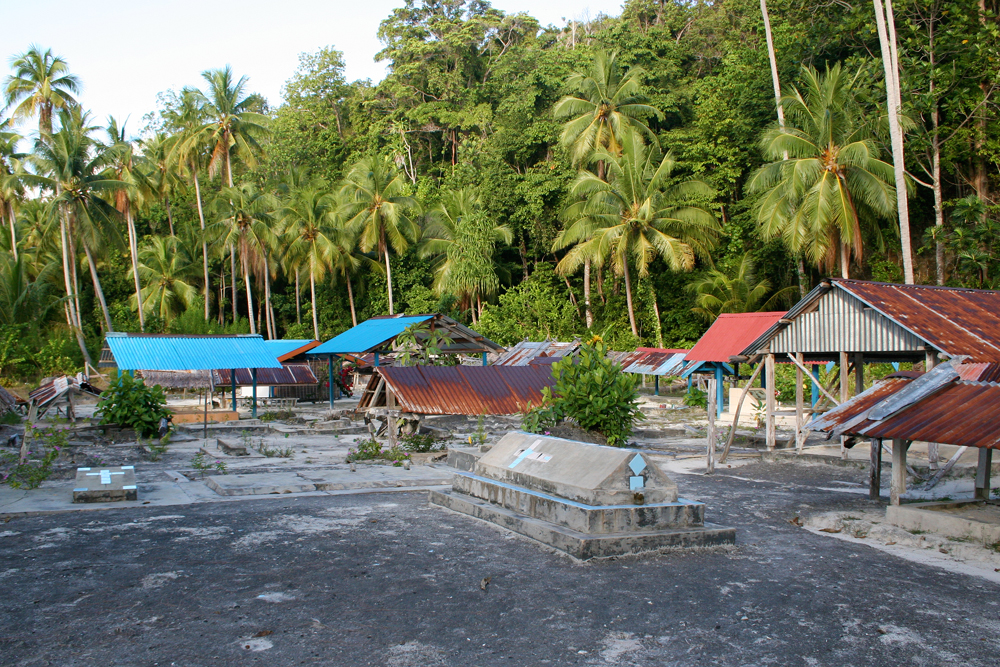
[385,445,410,466]
[191,452,226,476]
[259,410,295,423]
[471,414,488,447]
[347,438,383,462]
[682,387,708,409]
[95,373,170,438]
[146,440,168,462]
[0,424,64,489]
[400,432,441,453]
[521,339,643,447]
[258,441,294,458]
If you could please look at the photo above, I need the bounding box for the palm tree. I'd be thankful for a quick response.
[212,183,276,335]
[135,236,197,323]
[102,117,150,330]
[139,132,181,235]
[747,64,898,278]
[279,180,336,339]
[557,130,719,337]
[340,155,417,315]
[0,251,61,328]
[3,45,80,136]
[198,66,269,188]
[420,187,511,320]
[687,253,797,321]
[554,50,661,327]
[0,120,24,259]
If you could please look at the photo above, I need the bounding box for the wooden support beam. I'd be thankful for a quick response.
[706,378,717,474]
[869,438,882,499]
[720,361,764,464]
[765,353,776,452]
[925,446,968,490]
[975,447,993,500]
[839,351,849,460]
[854,352,864,394]
[795,352,804,454]
[890,438,909,505]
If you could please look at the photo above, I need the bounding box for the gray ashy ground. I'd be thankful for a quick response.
[2,460,1000,666]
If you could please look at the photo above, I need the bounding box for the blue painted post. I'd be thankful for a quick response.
[328,356,335,408]
[230,370,236,411]
[482,352,487,366]
[714,364,724,418]
[251,368,257,419]
[811,365,820,407]
[374,352,380,367]
[687,375,693,391]
[654,375,659,396]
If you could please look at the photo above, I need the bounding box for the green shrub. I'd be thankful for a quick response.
[0,424,65,489]
[347,438,412,465]
[95,373,170,438]
[522,339,643,447]
[683,387,708,409]
[400,432,441,453]
[1,411,22,425]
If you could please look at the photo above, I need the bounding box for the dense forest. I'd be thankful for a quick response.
[2,0,999,382]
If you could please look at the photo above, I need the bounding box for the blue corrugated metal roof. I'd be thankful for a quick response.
[264,339,317,359]
[308,316,432,355]
[105,334,283,371]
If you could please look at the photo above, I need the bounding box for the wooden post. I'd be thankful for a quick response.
[869,438,882,499]
[386,387,396,449]
[890,438,909,505]
[925,353,939,469]
[765,353,776,451]
[975,447,993,500]
[720,360,764,464]
[839,351,849,460]
[854,352,864,394]
[706,378,717,474]
[251,368,258,420]
[328,356,335,408]
[795,352,804,453]
[230,370,237,411]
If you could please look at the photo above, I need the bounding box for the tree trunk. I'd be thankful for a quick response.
[651,287,664,348]
[7,203,17,261]
[68,229,83,331]
[225,144,234,189]
[58,202,93,366]
[761,0,786,129]
[219,267,226,326]
[347,276,357,327]
[622,254,638,337]
[295,270,301,326]
[583,259,593,328]
[840,241,850,279]
[243,255,256,335]
[874,0,914,284]
[796,257,808,297]
[165,195,175,236]
[230,246,238,321]
[125,207,145,330]
[931,96,945,286]
[85,245,113,332]
[383,241,395,315]
[310,262,319,340]
[193,165,211,321]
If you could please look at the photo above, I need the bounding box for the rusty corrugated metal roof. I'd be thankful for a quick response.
[214,364,318,386]
[612,348,690,376]
[492,340,581,366]
[809,363,1000,448]
[358,365,555,416]
[686,312,786,363]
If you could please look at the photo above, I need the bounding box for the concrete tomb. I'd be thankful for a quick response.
[73,465,137,503]
[430,432,735,559]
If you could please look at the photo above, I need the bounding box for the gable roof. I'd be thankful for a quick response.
[264,339,321,362]
[103,334,283,371]
[742,279,1000,362]
[685,312,786,363]
[309,314,501,356]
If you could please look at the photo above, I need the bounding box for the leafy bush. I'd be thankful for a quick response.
[400,432,441,452]
[522,339,643,447]
[0,424,65,489]
[191,451,226,476]
[347,438,412,465]
[683,387,708,408]
[1,411,22,425]
[95,373,170,438]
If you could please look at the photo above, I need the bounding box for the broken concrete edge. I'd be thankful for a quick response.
[429,489,735,560]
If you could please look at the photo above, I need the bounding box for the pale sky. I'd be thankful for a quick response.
[1,0,625,137]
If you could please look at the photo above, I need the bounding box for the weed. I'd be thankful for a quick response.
[191,452,227,476]
[260,410,295,423]
[400,432,441,453]
[0,424,64,489]
[347,438,411,465]
[258,442,294,458]
[0,411,22,425]
[907,529,928,535]
[146,441,168,462]
[471,414,488,447]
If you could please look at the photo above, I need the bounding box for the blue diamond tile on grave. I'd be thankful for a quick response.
[629,455,647,476]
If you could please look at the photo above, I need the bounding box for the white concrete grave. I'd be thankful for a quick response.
[73,465,137,503]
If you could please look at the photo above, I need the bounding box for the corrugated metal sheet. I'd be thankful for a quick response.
[28,375,100,408]
[809,364,1000,448]
[358,365,555,416]
[215,364,318,386]
[957,363,1000,383]
[265,339,321,362]
[686,312,786,363]
[743,279,1000,362]
[612,348,690,376]
[104,334,282,371]
[309,316,431,355]
[493,340,580,366]
[137,370,214,389]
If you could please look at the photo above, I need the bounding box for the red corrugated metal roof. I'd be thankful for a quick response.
[835,280,1000,362]
[685,312,786,363]
[359,365,555,416]
[809,363,1000,448]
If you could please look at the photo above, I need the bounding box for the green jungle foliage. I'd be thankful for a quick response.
[1,0,999,384]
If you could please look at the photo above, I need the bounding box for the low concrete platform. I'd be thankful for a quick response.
[72,466,137,503]
[206,472,317,496]
[430,488,735,559]
[887,499,1000,544]
[206,466,453,497]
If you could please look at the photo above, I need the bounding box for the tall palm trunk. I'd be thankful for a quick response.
[84,245,113,332]
[7,203,17,261]
[164,196,175,236]
[796,257,808,297]
[192,164,211,319]
[57,201,93,367]
[242,253,256,334]
[68,230,83,329]
[382,228,395,315]
[622,254,638,337]
[263,252,274,339]
[295,270,301,326]
[125,206,145,330]
[346,275,357,327]
[840,242,850,279]
[230,246,238,321]
[583,260,593,328]
[310,258,319,340]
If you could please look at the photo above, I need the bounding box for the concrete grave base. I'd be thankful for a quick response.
[430,489,735,560]
[887,499,1000,544]
[206,473,317,496]
[73,466,138,503]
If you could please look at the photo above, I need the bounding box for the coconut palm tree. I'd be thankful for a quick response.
[340,155,417,315]
[554,50,660,327]
[420,187,511,320]
[198,66,269,188]
[212,183,276,335]
[557,130,719,337]
[3,45,80,136]
[135,236,197,323]
[687,252,797,322]
[139,132,181,235]
[747,64,898,278]
[0,120,24,259]
[279,180,336,339]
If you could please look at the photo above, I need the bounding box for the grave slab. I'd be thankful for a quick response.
[205,473,317,496]
[72,466,138,503]
[299,466,451,491]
